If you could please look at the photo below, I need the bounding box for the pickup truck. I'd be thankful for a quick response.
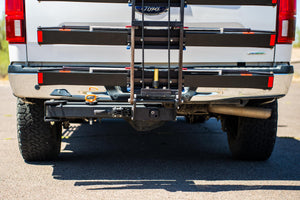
[6,0,296,161]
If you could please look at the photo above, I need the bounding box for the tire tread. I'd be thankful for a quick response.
[224,100,278,160]
[17,98,61,161]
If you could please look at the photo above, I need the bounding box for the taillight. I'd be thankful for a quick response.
[5,0,26,43]
[277,0,296,44]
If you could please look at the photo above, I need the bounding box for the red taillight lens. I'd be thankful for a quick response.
[277,0,296,44]
[268,76,274,88]
[5,0,26,44]
[38,72,43,84]
[6,0,24,16]
[37,30,43,43]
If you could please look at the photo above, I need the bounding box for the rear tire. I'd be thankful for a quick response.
[222,99,278,160]
[17,98,62,161]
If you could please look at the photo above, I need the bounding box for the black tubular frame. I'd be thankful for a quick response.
[128,0,185,103]
[142,0,145,88]
[167,0,171,89]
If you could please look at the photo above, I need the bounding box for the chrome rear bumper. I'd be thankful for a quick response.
[8,64,293,102]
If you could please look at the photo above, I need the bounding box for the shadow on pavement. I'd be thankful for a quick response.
[38,118,300,192]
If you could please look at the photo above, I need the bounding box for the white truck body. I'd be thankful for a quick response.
[8,1,292,64]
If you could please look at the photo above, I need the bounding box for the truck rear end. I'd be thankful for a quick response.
[6,0,296,161]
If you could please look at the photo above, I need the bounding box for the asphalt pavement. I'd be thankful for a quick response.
[0,66,300,200]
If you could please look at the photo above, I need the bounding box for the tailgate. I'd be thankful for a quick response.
[25,0,277,64]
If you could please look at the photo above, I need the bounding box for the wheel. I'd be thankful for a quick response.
[17,98,62,161]
[222,99,278,160]
[185,115,206,124]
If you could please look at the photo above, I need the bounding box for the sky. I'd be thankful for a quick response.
[0,0,300,27]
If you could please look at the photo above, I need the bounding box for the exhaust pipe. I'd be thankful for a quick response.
[208,105,272,119]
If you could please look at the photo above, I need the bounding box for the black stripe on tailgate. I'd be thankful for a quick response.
[38,28,276,48]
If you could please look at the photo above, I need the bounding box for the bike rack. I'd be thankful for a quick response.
[129,0,185,104]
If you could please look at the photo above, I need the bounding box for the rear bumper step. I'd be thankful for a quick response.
[184,74,274,89]
[38,71,128,87]
[37,68,274,90]
[8,64,293,101]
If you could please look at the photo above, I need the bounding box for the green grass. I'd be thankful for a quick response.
[0,16,9,78]
[0,49,9,78]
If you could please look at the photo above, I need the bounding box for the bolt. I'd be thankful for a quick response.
[34,85,40,90]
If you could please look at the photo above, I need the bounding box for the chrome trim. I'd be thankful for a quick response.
[89,67,127,73]
[185,69,222,75]
[8,73,106,99]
